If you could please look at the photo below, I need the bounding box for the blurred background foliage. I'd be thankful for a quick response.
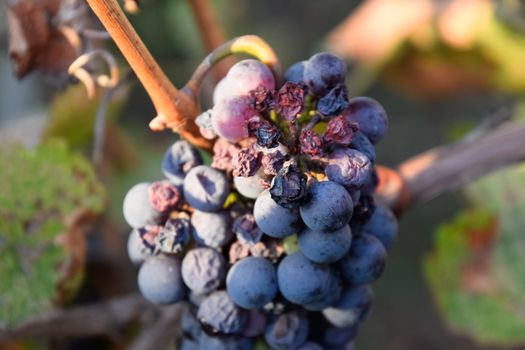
[2,0,525,349]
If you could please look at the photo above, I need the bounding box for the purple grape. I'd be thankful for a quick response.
[182,247,227,295]
[284,61,307,83]
[322,285,373,328]
[300,181,353,232]
[137,254,186,304]
[183,165,230,212]
[265,311,309,350]
[298,225,352,263]
[343,97,388,144]
[323,324,359,349]
[233,172,265,199]
[123,182,162,229]
[360,203,398,249]
[269,162,307,208]
[325,148,373,191]
[242,309,267,337]
[254,189,302,238]
[197,290,247,334]
[317,84,350,116]
[226,257,278,309]
[277,252,333,305]
[191,210,233,248]
[226,59,276,95]
[211,96,257,142]
[213,78,234,105]
[126,229,152,265]
[339,233,387,285]
[304,52,347,96]
[349,131,376,164]
[161,140,203,186]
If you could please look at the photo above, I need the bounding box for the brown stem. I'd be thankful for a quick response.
[377,121,525,214]
[85,0,212,150]
[0,294,153,341]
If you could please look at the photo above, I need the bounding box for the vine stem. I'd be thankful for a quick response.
[85,0,212,150]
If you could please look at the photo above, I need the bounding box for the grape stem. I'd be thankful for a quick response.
[377,121,525,215]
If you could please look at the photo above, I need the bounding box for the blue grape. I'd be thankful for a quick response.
[277,252,333,305]
[233,172,265,199]
[123,182,161,228]
[197,290,247,334]
[322,324,359,349]
[264,311,309,350]
[254,189,302,238]
[360,203,398,249]
[242,309,267,337]
[156,216,191,254]
[304,52,346,96]
[284,61,307,83]
[181,307,202,341]
[300,181,353,232]
[232,214,263,246]
[180,338,198,350]
[343,97,388,144]
[127,229,152,265]
[191,210,233,248]
[137,254,186,304]
[299,224,352,264]
[303,269,342,311]
[161,140,203,186]
[325,148,373,191]
[226,257,278,309]
[322,285,373,328]
[339,233,387,285]
[198,333,252,350]
[182,247,227,295]
[184,165,230,212]
[349,131,376,164]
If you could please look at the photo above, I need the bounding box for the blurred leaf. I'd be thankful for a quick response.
[425,164,525,346]
[0,140,105,327]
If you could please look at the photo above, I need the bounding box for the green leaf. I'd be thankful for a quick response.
[0,140,105,326]
[425,164,525,346]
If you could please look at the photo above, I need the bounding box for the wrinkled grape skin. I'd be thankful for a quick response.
[227,257,278,309]
[322,285,373,328]
[191,210,233,248]
[277,252,333,305]
[254,189,302,238]
[182,247,227,295]
[197,291,247,335]
[264,311,309,350]
[339,233,387,285]
[300,181,353,232]
[211,96,257,142]
[304,52,346,96]
[359,203,398,249]
[123,182,161,229]
[343,97,388,144]
[183,165,230,212]
[137,254,186,305]
[298,225,352,264]
[234,172,265,199]
[325,148,373,191]
[161,140,203,186]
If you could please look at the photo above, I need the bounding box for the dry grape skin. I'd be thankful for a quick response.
[181,247,226,295]
[325,148,373,191]
[183,165,230,212]
[197,290,247,335]
[264,311,309,350]
[161,140,203,186]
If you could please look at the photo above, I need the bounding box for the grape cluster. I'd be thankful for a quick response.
[124,52,399,350]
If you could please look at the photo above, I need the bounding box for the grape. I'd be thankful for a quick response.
[191,210,233,248]
[339,233,387,285]
[226,257,278,309]
[156,216,191,254]
[277,252,333,305]
[137,254,186,304]
[226,59,276,95]
[296,342,323,350]
[232,214,263,245]
[181,307,202,341]
[284,61,307,83]
[322,324,359,349]
[349,131,376,164]
[298,225,352,264]
[303,269,342,311]
[359,203,398,249]
[213,78,234,105]
[242,310,267,337]
[197,290,247,334]
[127,229,151,265]
[183,165,230,212]
[123,182,161,229]
[182,247,227,295]
[161,140,203,186]
[264,311,309,350]
[253,189,302,238]
[325,148,373,191]
[197,333,252,350]
[322,285,373,328]
[300,181,353,232]
[211,96,258,143]
[304,52,346,96]
[234,172,265,199]
[343,97,388,144]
